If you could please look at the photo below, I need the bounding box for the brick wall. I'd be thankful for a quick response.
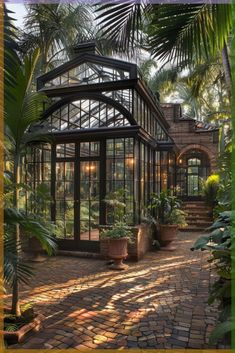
[161,103,219,171]
[100,223,152,262]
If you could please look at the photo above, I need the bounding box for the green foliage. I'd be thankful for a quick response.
[4,302,35,332]
[148,4,232,67]
[191,211,231,344]
[149,190,187,226]
[202,174,220,207]
[102,189,134,241]
[4,12,55,316]
[100,222,133,241]
[96,4,232,69]
[209,321,232,345]
[104,188,131,223]
[19,3,93,73]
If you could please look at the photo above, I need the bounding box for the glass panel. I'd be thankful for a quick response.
[56,143,75,158]
[80,181,89,199]
[65,162,74,180]
[80,201,90,220]
[55,162,74,239]
[80,142,90,157]
[80,142,100,157]
[44,62,130,88]
[39,100,130,132]
[79,160,100,241]
[106,138,134,224]
[188,175,199,196]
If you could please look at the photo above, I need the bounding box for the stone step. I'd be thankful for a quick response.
[187,222,212,228]
[186,215,211,221]
[183,208,211,215]
[183,205,211,211]
[183,202,208,207]
[179,226,211,232]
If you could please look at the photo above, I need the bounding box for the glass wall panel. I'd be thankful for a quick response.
[106,138,134,224]
[102,90,133,112]
[155,151,161,195]
[41,99,130,132]
[55,161,74,239]
[80,141,100,157]
[80,161,100,241]
[168,151,176,192]
[139,142,149,220]
[44,62,130,88]
[160,151,168,190]
[25,144,51,219]
[133,90,169,141]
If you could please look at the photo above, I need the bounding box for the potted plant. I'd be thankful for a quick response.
[150,190,187,250]
[101,189,133,270]
[100,222,133,270]
[202,174,220,217]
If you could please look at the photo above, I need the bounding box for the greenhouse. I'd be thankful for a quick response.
[25,43,176,252]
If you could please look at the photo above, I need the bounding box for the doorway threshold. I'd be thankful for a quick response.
[57,250,103,259]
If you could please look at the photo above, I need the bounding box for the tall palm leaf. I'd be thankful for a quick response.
[96,3,232,93]
[5,29,53,315]
[19,3,93,73]
[96,1,150,55]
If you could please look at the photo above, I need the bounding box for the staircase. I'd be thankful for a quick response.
[180,201,212,232]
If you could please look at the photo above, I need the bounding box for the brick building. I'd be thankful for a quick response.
[161,103,219,199]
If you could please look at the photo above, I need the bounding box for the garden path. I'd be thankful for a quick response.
[10,232,218,349]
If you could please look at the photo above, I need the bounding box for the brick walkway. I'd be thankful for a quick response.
[9,232,218,349]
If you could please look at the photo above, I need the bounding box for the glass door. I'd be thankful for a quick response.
[54,143,75,242]
[53,141,100,252]
[79,161,100,245]
[187,158,201,197]
[78,142,100,252]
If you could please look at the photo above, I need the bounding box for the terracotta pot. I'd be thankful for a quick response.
[159,224,178,251]
[27,237,46,262]
[2,312,45,344]
[108,237,128,270]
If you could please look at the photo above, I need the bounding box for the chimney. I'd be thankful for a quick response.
[73,42,101,57]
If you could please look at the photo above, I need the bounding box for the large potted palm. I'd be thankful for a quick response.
[4,11,56,338]
[150,190,187,250]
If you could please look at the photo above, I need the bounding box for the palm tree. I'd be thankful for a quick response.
[95,3,232,96]
[18,3,94,73]
[5,10,56,316]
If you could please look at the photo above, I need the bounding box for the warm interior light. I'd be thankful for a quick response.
[85,164,96,172]
[126,158,134,167]
[179,158,183,164]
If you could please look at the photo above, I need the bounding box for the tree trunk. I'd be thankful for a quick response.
[221,43,231,99]
[11,152,21,317]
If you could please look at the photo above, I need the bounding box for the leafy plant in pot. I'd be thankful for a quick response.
[202,174,220,217]
[101,189,133,270]
[149,190,187,250]
[101,222,133,270]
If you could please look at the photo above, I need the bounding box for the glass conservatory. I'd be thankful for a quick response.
[26,43,176,252]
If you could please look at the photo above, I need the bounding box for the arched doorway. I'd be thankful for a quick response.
[176,149,210,199]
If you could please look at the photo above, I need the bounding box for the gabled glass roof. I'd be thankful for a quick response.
[37,43,172,144]
[44,61,130,89]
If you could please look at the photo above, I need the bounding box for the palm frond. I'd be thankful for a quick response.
[95,1,150,54]
[4,231,34,286]
[148,4,232,67]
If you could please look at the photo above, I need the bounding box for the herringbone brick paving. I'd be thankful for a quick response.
[9,232,218,349]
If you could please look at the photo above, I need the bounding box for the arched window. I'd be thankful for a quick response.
[188,158,201,166]
[43,99,130,132]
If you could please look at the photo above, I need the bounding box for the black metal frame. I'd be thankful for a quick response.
[31,44,177,252]
[176,150,210,200]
